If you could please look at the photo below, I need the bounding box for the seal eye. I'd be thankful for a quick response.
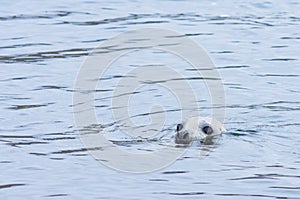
[202,126,213,135]
[176,123,183,132]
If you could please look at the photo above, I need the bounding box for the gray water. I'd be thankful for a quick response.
[1,0,300,199]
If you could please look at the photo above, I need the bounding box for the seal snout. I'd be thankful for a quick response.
[175,123,190,144]
[174,117,225,144]
[175,130,190,144]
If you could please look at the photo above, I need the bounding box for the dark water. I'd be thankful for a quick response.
[1,0,300,199]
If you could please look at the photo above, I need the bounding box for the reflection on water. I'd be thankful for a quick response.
[1,0,300,199]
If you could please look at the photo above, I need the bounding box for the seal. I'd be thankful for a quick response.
[175,117,226,144]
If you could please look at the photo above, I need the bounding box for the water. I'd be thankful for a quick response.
[1,0,300,199]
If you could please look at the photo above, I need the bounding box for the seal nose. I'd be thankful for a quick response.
[175,131,190,144]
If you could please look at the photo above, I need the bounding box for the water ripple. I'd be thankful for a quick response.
[43,194,69,198]
[216,193,300,199]
[168,192,205,196]
[0,183,26,189]
[161,171,188,174]
[0,48,91,63]
[7,103,54,110]
[0,10,89,21]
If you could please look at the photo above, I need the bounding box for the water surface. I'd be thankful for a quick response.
[1,0,300,199]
